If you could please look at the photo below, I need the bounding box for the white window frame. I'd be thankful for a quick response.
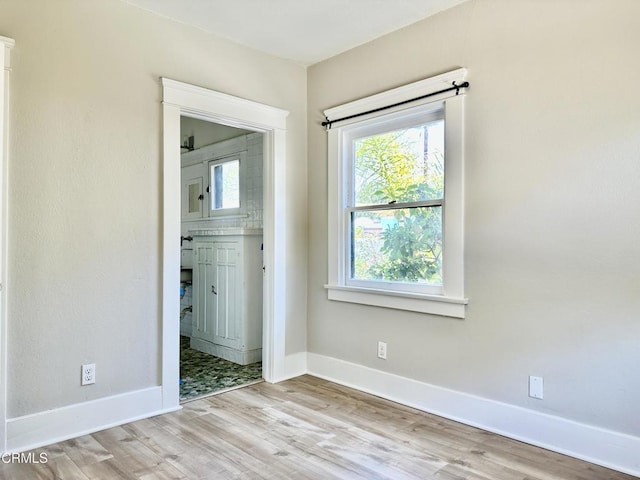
[208,151,247,218]
[324,69,468,318]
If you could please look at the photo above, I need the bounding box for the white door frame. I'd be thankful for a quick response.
[0,36,14,453]
[160,79,289,410]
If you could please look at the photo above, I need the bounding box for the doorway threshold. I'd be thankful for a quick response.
[180,379,264,404]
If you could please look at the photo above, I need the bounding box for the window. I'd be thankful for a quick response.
[208,153,246,217]
[210,159,240,210]
[325,69,468,318]
[348,108,445,294]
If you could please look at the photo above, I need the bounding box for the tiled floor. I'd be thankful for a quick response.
[179,336,262,401]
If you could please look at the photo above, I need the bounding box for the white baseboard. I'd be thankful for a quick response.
[6,387,180,453]
[279,351,307,382]
[307,353,640,478]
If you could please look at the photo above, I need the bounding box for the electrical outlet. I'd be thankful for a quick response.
[529,375,543,399]
[82,364,96,386]
[377,341,387,360]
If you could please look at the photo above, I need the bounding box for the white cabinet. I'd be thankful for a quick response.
[191,233,262,365]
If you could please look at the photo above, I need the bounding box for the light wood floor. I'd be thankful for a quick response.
[0,375,634,480]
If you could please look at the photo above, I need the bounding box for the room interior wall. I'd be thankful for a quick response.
[307,0,640,441]
[180,117,251,150]
[0,0,307,419]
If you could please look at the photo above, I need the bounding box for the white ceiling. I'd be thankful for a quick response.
[124,0,469,65]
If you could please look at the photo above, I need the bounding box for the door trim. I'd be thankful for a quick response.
[161,78,289,410]
[0,35,15,453]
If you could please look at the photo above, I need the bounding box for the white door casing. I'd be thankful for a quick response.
[161,78,289,410]
[0,36,14,453]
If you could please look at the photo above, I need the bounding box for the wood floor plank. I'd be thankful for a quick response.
[263,398,446,478]
[92,426,164,469]
[205,395,381,479]
[0,461,55,480]
[79,457,139,480]
[136,461,188,480]
[47,454,93,480]
[60,433,114,467]
[0,375,635,480]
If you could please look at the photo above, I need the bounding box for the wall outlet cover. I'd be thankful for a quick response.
[82,364,96,386]
[529,375,543,399]
[377,341,387,360]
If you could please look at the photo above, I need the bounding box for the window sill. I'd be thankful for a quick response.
[207,213,249,220]
[324,284,467,318]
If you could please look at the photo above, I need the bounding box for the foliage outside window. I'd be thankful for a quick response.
[349,114,444,292]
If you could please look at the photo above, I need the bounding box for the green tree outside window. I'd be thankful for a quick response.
[352,120,444,285]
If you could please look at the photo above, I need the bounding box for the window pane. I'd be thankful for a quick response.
[188,182,200,214]
[351,206,442,285]
[210,160,240,210]
[353,119,444,206]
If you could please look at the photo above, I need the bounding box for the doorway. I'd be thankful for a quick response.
[179,117,264,401]
[161,78,289,412]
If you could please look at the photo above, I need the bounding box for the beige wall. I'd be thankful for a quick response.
[307,0,640,436]
[0,0,307,418]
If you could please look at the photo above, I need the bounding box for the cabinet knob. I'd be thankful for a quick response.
[211,285,217,295]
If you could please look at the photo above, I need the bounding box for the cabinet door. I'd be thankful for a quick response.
[192,242,215,341]
[211,242,241,349]
[181,176,204,220]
